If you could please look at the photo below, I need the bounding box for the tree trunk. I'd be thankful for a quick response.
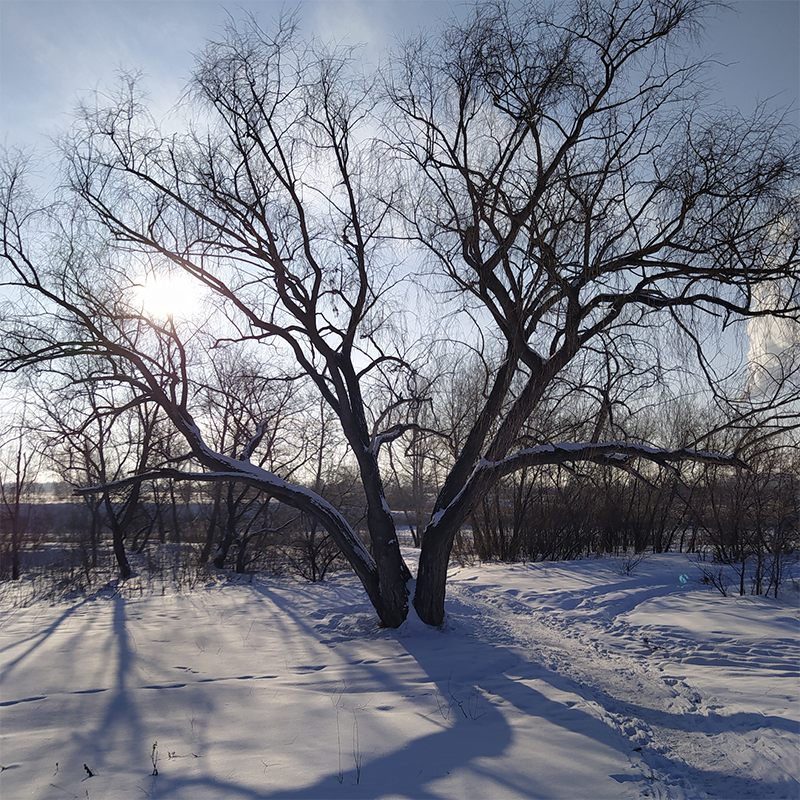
[169,481,181,544]
[365,489,409,626]
[413,519,459,626]
[213,486,237,568]
[87,498,101,568]
[356,450,410,627]
[103,493,132,580]
[235,533,249,574]
[10,517,21,581]
[414,453,502,625]
[198,485,222,566]
[112,527,132,580]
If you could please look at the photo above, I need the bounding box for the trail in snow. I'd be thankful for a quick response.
[445,558,799,800]
[0,552,797,800]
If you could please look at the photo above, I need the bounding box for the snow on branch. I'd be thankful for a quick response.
[369,423,414,455]
[240,419,269,462]
[369,422,440,456]
[73,467,275,496]
[481,441,748,478]
[75,464,377,573]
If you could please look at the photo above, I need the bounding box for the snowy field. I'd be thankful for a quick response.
[1,551,798,800]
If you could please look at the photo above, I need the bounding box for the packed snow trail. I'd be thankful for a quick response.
[444,556,799,799]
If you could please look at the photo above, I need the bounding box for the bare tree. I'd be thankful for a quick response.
[1,17,412,624]
[36,373,165,579]
[0,405,42,580]
[385,0,799,622]
[1,1,797,626]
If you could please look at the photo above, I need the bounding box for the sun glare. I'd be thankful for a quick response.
[135,274,204,321]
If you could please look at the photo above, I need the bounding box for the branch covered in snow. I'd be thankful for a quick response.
[480,441,748,479]
[75,462,380,598]
[369,422,440,456]
[74,467,272,495]
[240,419,269,462]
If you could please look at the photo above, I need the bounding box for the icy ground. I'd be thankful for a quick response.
[1,552,798,799]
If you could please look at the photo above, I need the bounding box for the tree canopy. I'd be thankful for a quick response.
[2,0,798,626]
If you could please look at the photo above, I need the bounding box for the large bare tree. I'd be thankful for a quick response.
[385,0,799,622]
[1,1,797,626]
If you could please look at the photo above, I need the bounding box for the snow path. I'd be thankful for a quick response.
[445,562,799,800]
[0,553,797,799]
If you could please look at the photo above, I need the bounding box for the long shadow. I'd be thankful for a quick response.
[621,703,800,736]
[0,596,92,676]
[12,580,793,799]
[241,583,796,799]
[67,593,148,772]
[106,593,142,748]
[441,652,798,800]
[128,582,511,799]
[238,584,633,799]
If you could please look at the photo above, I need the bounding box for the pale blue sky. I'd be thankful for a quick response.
[1,0,798,161]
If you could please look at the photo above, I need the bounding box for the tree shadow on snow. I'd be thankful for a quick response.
[21,583,792,800]
[0,596,93,679]
[241,583,796,800]
[238,583,637,799]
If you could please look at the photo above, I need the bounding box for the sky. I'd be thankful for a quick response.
[0,0,798,166]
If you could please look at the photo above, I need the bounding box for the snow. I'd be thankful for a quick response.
[479,443,736,472]
[1,552,798,799]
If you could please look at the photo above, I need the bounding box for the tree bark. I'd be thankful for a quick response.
[103,492,132,580]
[213,484,238,569]
[355,449,410,627]
[414,517,461,626]
[198,484,222,566]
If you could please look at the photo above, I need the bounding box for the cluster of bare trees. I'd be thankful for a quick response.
[463,435,798,596]
[2,0,798,624]
[2,367,797,600]
[0,361,363,584]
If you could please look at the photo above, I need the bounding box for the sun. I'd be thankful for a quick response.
[135,273,204,321]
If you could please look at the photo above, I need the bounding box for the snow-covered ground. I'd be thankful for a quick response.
[1,551,798,799]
